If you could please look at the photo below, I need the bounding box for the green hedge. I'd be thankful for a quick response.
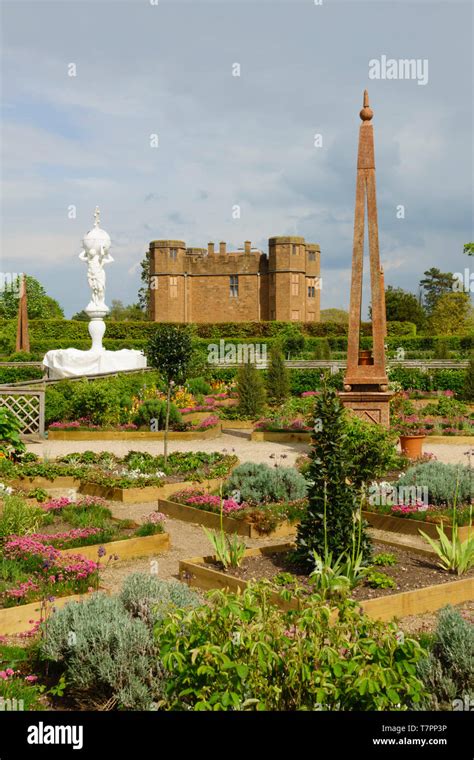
[0,366,44,384]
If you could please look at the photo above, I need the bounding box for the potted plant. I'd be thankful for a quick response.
[395,416,427,459]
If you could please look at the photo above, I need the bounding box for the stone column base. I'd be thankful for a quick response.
[338,391,393,428]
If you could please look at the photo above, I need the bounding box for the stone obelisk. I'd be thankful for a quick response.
[16,274,30,353]
[339,91,392,426]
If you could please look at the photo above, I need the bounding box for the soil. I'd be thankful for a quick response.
[204,542,474,601]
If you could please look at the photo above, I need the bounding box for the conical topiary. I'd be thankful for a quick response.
[266,343,289,404]
[294,381,371,568]
[236,361,266,419]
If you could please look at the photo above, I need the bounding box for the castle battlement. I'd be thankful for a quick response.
[148,236,321,323]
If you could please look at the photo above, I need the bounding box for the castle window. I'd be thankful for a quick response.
[292,245,298,255]
[291,273,299,296]
[169,276,178,298]
[308,278,316,298]
[291,310,300,321]
[307,312,315,321]
[170,248,177,260]
[230,275,239,297]
[308,250,316,261]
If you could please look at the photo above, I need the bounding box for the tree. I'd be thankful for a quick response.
[294,382,371,568]
[138,250,151,316]
[0,275,63,319]
[429,292,473,335]
[236,361,266,418]
[462,352,474,401]
[382,286,427,331]
[71,310,89,321]
[320,308,349,324]
[463,243,474,256]
[281,324,305,359]
[145,325,193,463]
[266,343,289,404]
[313,338,331,360]
[419,268,455,315]
[107,300,148,321]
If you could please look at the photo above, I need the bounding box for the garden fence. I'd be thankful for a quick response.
[0,387,45,438]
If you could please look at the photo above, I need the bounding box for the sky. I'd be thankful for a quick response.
[1,0,472,318]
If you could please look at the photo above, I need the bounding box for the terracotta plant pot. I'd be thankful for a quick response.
[358,350,374,366]
[399,435,426,459]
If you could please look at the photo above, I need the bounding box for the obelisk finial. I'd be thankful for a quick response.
[360,89,373,121]
[94,206,100,228]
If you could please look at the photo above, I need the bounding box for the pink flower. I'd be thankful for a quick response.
[25,675,38,683]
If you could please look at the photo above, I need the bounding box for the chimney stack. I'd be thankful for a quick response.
[208,242,214,255]
[219,241,226,255]
[244,240,251,254]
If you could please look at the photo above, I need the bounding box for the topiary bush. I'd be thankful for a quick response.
[39,592,163,710]
[119,573,201,628]
[416,606,474,710]
[344,415,399,488]
[236,362,266,418]
[132,399,181,429]
[396,461,473,506]
[224,462,307,504]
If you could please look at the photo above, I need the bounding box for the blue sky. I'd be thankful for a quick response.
[1,0,472,318]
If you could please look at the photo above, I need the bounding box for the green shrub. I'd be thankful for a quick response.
[422,396,468,418]
[396,462,473,506]
[69,380,122,426]
[39,593,163,710]
[0,495,44,537]
[224,462,307,504]
[119,573,201,628]
[236,362,266,418]
[313,338,332,360]
[156,584,427,710]
[295,383,371,566]
[266,344,289,404]
[344,415,399,487]
[463,352,474,401]
[133,399,181,429]
[186,377,211,396]
[417,606,474,710]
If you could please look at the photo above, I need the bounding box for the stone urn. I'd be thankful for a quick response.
[399,434,426,459]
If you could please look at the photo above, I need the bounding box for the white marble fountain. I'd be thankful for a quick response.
[43,208,147,379]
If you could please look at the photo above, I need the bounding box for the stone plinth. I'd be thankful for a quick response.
[339,391,393,428]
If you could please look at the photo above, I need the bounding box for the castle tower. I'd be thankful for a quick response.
[149,240,187,322]
[339,91,392,426]
[268,236,306,321]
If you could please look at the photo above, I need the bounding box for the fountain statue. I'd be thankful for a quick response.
[43,208,147,379]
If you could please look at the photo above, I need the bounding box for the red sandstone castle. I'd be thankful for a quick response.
[148,236,321,323]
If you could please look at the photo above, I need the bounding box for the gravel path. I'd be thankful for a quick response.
[26,430,473,466]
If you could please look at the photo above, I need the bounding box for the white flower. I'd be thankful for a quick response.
[0,483,13,495]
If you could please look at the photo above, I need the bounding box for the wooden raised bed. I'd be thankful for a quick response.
[179,544,474,622]
[80,475,227,504]
[251,430,311,443]
[8,476,80,491]
[59,531,170,561]
[0,590,104,637]
[363,510,472,542]
[158,497,296,539]
[221,420,255,430]
[47,423,222,441]
[421,435,474,444]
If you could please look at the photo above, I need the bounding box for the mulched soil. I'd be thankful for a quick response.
[204,542,474,601]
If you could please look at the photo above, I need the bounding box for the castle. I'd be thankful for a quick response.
[148,236,321,323]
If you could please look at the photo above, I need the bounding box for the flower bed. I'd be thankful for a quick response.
[159,489,305,538]
[179,542,474,621]
[362,511,472,542]
[48,417,222,440]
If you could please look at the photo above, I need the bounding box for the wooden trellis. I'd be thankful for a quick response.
[0,388,45,438]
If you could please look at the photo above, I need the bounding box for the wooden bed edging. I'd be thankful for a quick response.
[0,589,108,637]
[79,475,228,504]
[47,424,222,441]
[59,531,170,562]
[178,543,474,622]
[250,430,311,443]
[158,498,296,539]
[363,511,472,542]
